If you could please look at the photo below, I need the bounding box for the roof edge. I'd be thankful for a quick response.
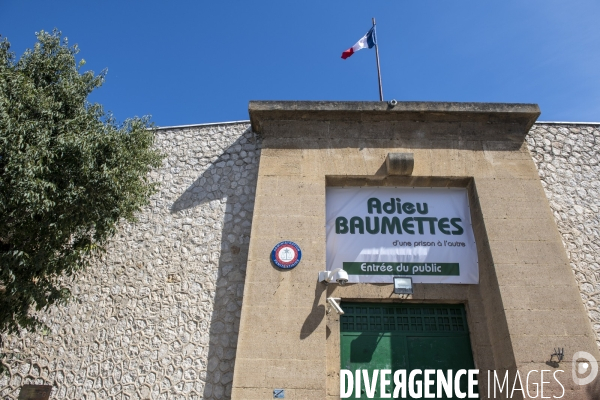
[249,100,541,136]
[535,121,600,125]
[154,120,250,131]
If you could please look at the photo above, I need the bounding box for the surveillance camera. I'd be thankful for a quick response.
[318,268,350,285]
[332,269,349,285]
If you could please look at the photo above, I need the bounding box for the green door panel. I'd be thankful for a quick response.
[407,335,476,399]
[341,333,407,399]
[340,303,477,400]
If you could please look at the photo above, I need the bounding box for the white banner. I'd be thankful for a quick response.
[326,187,478,284]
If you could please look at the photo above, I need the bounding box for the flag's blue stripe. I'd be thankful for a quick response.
[366,27,376,48]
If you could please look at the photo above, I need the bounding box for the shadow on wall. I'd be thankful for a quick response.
[171,127,260,399]
[587,378,600,399]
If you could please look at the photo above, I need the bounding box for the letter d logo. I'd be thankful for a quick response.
[573,351,598,386]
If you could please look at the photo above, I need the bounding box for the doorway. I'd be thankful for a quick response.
[340,303,477,399]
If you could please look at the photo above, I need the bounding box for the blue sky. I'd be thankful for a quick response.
[2,1,600,126]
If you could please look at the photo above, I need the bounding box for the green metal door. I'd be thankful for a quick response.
[340,303,477,399]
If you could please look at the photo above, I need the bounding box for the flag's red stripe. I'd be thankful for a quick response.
[341,48,354,59]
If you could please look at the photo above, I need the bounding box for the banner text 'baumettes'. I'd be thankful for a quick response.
[335,197,464,236]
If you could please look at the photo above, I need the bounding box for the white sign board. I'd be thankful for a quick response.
[326,187,478,284]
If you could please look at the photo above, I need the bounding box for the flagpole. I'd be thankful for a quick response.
[372,17,384,101]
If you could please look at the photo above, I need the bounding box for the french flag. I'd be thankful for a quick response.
[341,26,376,59]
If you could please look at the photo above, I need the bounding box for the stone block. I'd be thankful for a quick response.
[494,263,577,287]
[499,285,583,311]
[263,119,330,139]
[230,387,271,400]
[265,359,326,389]
[493,159,545,179]
[504,309,592,337]
[485,217,561,241]
[241,279,324,308]
[258,154,302,176]
[231,358,269,388]
[514,240,570,265]
[487,241,519,264]
[477,197,554,221]
[511,334,599,364]
[475,178,538,202]
[241,305,326,334]
[255,174,279,193]
[237,330,325,361]
[472,345,496,371]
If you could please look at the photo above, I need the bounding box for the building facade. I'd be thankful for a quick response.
[1,102,600,399]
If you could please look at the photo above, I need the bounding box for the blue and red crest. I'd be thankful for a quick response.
[271,241,302,269]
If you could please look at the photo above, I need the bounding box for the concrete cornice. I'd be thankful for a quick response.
[248,101,541,136]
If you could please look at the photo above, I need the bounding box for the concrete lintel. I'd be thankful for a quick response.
[248,100,540,137]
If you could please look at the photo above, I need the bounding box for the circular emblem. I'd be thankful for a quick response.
[271,241,302,269]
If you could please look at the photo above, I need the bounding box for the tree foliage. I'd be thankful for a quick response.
[0,30,163,342]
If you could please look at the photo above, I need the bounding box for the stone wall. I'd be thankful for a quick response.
[527,123,600,347]
[0,122,260,399]
[1,120,600,399]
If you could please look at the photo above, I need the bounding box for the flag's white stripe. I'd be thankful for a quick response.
[351,34,369,52]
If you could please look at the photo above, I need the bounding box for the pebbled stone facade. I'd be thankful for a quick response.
[0,122,260,399]
[1,121,600,399]
[527,123,600,347]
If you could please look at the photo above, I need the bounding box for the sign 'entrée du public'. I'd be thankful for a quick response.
[326,187,479,284]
